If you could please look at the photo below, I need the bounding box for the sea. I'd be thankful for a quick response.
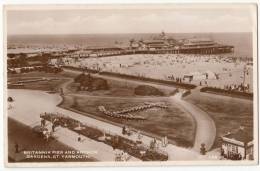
[8,32,253,58]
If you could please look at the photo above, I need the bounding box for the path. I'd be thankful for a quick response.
[7,89,139,162]
[58,75,216,153]
[170,92,216,152]
[8,89,204,161]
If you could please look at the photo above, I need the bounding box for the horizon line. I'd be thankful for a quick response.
[7,31,252,36]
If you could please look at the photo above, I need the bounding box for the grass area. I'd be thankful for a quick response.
[8,79,67,92]
[67,82,136,97]
[8,71,161,96]
[185,93,253,148]
[8,118,96,162]
[8,71,74,92]
[60,95,196,147]
[8,71,76,78]
[8,71,195,147]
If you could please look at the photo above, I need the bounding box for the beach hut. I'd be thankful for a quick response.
[184,71,205,81]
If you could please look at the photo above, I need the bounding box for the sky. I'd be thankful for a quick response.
[6,4,257,35]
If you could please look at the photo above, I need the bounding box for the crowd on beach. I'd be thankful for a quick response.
[50,53,253,92]
[223,83,250,92]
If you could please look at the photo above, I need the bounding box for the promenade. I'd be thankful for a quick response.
[8,89,214,161]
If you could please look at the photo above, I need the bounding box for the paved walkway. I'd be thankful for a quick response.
[8,89,205,161]
[8,89,140,161]
[170,92,216,152]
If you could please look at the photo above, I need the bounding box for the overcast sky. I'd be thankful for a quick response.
[6,4,256,35]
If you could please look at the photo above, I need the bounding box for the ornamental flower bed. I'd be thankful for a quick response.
[40,112,168,161]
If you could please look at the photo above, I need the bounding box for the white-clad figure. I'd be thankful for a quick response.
[164,136,168,146]
[161,137,165,147]
[156,140,160,149]
[46,131,50,142]
[43,130,50,142]
[122,152,129,161]
[43,130,47,137]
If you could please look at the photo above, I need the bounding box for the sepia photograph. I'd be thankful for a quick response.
[3,3,258,166]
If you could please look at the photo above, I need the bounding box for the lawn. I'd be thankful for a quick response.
[185,92,253,148]
[8,71,196,147]
[7,71,78,92]
[60,95,196,147]
[8,71,169,97]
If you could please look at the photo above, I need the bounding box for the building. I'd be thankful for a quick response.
[129,32,234,54]
[179,38,234,54]
[142,40,169,50]
[129,31,177,51]
[221,127,253,160]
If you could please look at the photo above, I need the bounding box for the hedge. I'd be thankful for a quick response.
[99,71,197,90]
[62,66,197,90]
[200,87,253,100]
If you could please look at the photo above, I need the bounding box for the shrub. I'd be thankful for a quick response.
[134,85,164,96]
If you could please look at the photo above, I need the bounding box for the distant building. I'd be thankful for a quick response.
[129,32,234,54]
[142,40,168,50]
[180,38,234,54]
[221,127,253,160]
[130,31,177,51]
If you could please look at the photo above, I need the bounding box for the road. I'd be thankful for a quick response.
[170,92,216,152]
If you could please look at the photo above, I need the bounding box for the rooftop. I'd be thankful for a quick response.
[143,40,165,44]
[223,127,253,144]
[187,38,214,43]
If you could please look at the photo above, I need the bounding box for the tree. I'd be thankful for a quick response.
[7,53,16,59]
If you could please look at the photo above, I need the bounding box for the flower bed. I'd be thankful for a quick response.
[40,113,168,161]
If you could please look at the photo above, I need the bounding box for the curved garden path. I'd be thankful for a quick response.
[8,89,203,160]
[170,92,216,152]
[60,76,217,152]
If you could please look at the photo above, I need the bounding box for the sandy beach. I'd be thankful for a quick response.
[51,54,253,92]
